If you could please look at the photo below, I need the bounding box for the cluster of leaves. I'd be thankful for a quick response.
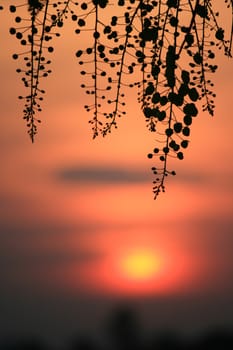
[5,0,233,198]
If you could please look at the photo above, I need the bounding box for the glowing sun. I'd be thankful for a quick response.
[120,250,161,281]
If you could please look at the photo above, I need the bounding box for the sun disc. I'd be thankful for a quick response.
[120,250,161,280]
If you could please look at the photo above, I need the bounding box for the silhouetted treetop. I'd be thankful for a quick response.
[3,0,233,198]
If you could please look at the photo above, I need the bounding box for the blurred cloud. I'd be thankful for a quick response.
[0,249,105,268]
[55,166,150,183]
[0,221,106,296]
[0,221,100,273]
[54,165,211,185]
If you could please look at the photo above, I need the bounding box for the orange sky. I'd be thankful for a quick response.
[0,1,233,341]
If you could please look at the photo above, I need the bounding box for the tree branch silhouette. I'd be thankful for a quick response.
[5,0,233,198]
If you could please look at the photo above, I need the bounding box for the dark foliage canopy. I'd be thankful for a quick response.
[1,0,233,198]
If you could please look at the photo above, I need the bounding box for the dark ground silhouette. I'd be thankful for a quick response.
[1,307,233,350]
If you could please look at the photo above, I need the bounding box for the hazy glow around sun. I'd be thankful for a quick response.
[120,250,161,280]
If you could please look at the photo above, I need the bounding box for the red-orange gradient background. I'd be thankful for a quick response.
[0,1,233,344]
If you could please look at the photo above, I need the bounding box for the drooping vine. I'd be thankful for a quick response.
[5,0,233,198]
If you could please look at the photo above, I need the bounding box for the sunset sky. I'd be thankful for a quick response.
[0,1,233,347]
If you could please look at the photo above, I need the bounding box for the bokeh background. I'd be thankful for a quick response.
[0,1,233,349]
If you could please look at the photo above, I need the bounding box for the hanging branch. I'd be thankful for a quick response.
[6,0,233,198]
[9,0,77,141]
